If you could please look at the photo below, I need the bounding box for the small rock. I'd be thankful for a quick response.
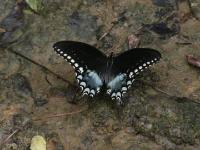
[34,98,48,107]
[11,73,32,97]
[101,34,114,49]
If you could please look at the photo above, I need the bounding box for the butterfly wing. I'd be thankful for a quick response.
[53,41,107,97]
[106,48,161,104]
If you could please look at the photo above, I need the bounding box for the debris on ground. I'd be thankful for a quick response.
[186,54,200,68]
[127,34,140,49]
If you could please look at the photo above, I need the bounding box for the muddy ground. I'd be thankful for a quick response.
[0,0,200,150]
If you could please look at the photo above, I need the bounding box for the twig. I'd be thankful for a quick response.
[175,42,192,45]
[98,23,116,41]
[45,75,52,86]
[1,129,19,145]
[153,87,173,97]
[143,81,200,105]
[6,48,74,87]
[0,119,30,148]
[33,106,88,121]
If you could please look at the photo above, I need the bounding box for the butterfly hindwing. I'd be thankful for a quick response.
[53,41,106,97]
[107,48,161,104]
[76,70,103,97]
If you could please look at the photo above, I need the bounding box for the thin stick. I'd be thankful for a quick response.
[6,48,74,87]
[153,86,200,105]
[33,106,88,121]
[153,87,173,97]
[0,119,30,148]
[1,129,19,144]
[98,23,115,41]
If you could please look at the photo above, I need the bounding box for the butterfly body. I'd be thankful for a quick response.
[53,41,161,104]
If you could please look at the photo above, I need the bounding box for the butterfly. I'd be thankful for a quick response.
[53,41,161,104]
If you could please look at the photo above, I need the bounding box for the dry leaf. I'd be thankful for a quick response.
[30,135,46,150]
[186,54,200,68]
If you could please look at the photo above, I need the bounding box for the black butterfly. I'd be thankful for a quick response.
[53,41,161,104]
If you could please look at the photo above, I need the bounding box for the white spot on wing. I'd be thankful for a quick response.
[117,97,121,102]
[79,67,84,73]
[83,88,90,94]
[134,69,138,73]
[97,87,100,93]
[116,92,121,98]
[77,75,83,80]
[75,63,79,67]
[107,89,111,94]
[90,89,95,95]
[71,59,75,63]
[89,94,94,97]
[127,80,132,85]
[129,72,134,78]
[111,93,116,98]
[122,87,127,91]
[80,82,86,87]
[80,86,84,91]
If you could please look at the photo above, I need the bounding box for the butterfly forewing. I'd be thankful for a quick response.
[107,48,161,104]
[53,41,106,97]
